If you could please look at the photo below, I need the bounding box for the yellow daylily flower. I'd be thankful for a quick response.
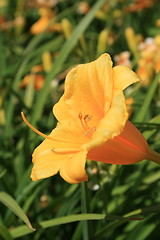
[22,54,160,184]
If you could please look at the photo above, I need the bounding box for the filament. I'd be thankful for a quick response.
[79,113,88,130]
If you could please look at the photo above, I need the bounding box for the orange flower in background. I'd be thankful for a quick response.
[125,0,154,12]
[0,15,25,31]
[136,37,160,85]
[22,54,160,184]
[20,74,44,90]
[30,7,61,34]
[19,65,44,90]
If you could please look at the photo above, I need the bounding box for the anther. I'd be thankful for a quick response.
[84,114,92,122]
[79,113,83,119]
[79,112,96,137]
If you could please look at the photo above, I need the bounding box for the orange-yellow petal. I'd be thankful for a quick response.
[54,54,136,152]
[82,91,128,150]
[87,121,150,164]
[113,65,140,91]
[82,64,140,150]
[31,146,62,180]
[31,140,87,183]
[60,150,88,184]
[31,124,88,183]
[53,54,113,128]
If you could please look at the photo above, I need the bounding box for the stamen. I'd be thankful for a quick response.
[84,114,92,122]
[78,112,96,137]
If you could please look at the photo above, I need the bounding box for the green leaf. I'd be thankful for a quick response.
[126,222,156,240]
[93,204,160,239]
[143,114,160,140]
[5,35,62,138]
[0,225,13,240]
[134,72,160,122]
[142,171,160,184]
[0,192,35,231]
[0,169,6,178]
[0,31,6,78]
[10,214,105,238]
[40,213,105,228]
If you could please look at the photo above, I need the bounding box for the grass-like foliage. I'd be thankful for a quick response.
[0,0,160,239]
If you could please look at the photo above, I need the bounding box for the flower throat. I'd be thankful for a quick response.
[78,113,96,137]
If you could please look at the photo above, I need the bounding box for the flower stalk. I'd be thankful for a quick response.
[81,182,90,240]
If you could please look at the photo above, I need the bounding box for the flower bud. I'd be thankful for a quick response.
[61,18,73,39]
[97,29,109,56]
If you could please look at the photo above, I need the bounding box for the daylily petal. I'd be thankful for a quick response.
[51,121,89,147]
[83,91,128,150]
[113,65,140,91]
[53,54,113,129]
[31,137,88,183]
[87,121,149,164]
[31,146,62,180]
[82,64,140,150]
[31,123,88,183]
[117,120,149,151]
[60,150,88,184]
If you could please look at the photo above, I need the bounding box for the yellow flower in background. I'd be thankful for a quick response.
[22,54,160,184]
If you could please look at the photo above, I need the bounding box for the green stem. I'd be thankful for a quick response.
[81,182,90,240]
[146,149,160,165]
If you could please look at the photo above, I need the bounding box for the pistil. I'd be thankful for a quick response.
[21,112,83,144]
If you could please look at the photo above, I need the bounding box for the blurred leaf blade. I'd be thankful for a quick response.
[0,225,14,240]
[10,213,105,238]
[134,72,160,122]
[0,192,35,231]
[143,114,160,140]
